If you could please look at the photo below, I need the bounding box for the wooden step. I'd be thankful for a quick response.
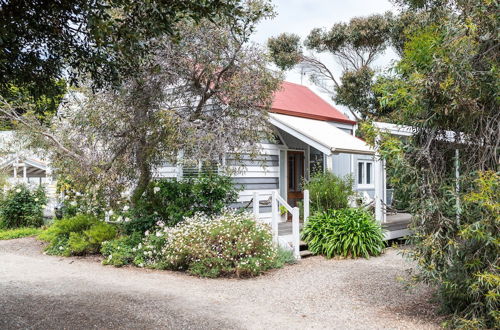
[300,250,313,258]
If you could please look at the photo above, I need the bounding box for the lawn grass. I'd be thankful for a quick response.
[0,227,44,240]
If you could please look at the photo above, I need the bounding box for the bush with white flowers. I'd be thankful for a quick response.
[123,173,239,234]
[0,184,47,228]
[132,211,285,277]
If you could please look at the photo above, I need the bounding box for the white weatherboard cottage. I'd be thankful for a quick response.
[155,82,411,257]
[0,82,411,257]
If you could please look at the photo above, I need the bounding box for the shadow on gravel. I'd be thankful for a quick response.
[0,284,240,330]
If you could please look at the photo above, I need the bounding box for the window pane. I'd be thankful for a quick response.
[366,163,372,184]
[309,147,324,175]
[358,162,364,184]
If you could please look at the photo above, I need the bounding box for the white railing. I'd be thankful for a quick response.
[252,190,309,260]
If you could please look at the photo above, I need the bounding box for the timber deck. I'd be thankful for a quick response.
[383,213,412,240]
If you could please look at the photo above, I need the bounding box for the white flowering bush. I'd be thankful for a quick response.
[133,211,285,277]
[56,187,107,218]
[124,174,239,234]
[0,184,47,228]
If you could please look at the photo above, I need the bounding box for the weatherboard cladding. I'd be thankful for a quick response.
[153,143,282,221]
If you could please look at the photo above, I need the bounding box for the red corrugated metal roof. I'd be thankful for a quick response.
[271,81,355,124]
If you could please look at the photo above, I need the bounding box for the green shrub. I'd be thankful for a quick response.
[303,172,354,213]
[0,227,44,240]
[273,247,297,268]
[0,184,47,228]
[133,211,284,277]
[101,233,142,267]
[407,171,500,329]
[302,208,385,258]
[40,214,116,256]
[124,173,239,234]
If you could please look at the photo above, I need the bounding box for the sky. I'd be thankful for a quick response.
[250,0,400,117]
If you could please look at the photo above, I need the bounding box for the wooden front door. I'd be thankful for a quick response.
[287,151,305,208]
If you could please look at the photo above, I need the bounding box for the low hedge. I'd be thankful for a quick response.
[39,214,117,256]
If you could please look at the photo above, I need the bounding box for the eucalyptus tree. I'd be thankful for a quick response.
[10,7,281,204]
[267,12,397,119]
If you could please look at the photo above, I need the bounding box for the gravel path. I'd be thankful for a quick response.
[0,237,442,329]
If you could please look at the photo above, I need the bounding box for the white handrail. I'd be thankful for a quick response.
[252,192,259,219]
[253,190,310,260]
[304,189,310,225]
[271,191,279,243]
[271,190,303,259]
[291,206,300,259]
[275,193,292,213]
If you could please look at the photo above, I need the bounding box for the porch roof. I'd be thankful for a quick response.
[269,113,374,156]
[0,157,48,171]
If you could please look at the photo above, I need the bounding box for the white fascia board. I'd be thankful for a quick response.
[332,122,355,130]
[23,159,48,171]
[269,117,332,155]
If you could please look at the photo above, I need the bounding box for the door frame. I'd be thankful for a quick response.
[286,149,306,206]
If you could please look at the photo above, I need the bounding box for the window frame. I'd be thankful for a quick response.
[357,161,374,188]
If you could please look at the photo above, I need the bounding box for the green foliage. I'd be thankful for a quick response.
[125,173,239,234]
[25,12,281,206]
[0,0,252,93]
[303,172,354,213]
[0,227,44,240]
[100,233,143,267]
[304,12,394,55]
[133,211,285,278]
[267,12,400,119]
[267,33,303,70]
[302,208,385,259]
[373,0,499,326]
[0,184,47,228]
[406,171,500,329]
[273,247,297,268]
[0,80,66,127]
[40,214,116,256]
[334,67,376,118]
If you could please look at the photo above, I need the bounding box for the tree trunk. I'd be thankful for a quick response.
[131,141,152,205]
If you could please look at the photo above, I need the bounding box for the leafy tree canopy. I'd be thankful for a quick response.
[267,12,398,119]
[0,0,268,124]
[366,0,499,327]
[0,0,255,90]
[11,8,282,204]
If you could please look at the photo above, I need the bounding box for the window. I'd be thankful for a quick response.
[309,146,324,175]
[357,161,374,186]
[182,160,219,178]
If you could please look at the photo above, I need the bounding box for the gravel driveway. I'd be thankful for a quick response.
[0,237,442,329]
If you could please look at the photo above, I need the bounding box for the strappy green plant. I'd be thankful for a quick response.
[302,208,385,259]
